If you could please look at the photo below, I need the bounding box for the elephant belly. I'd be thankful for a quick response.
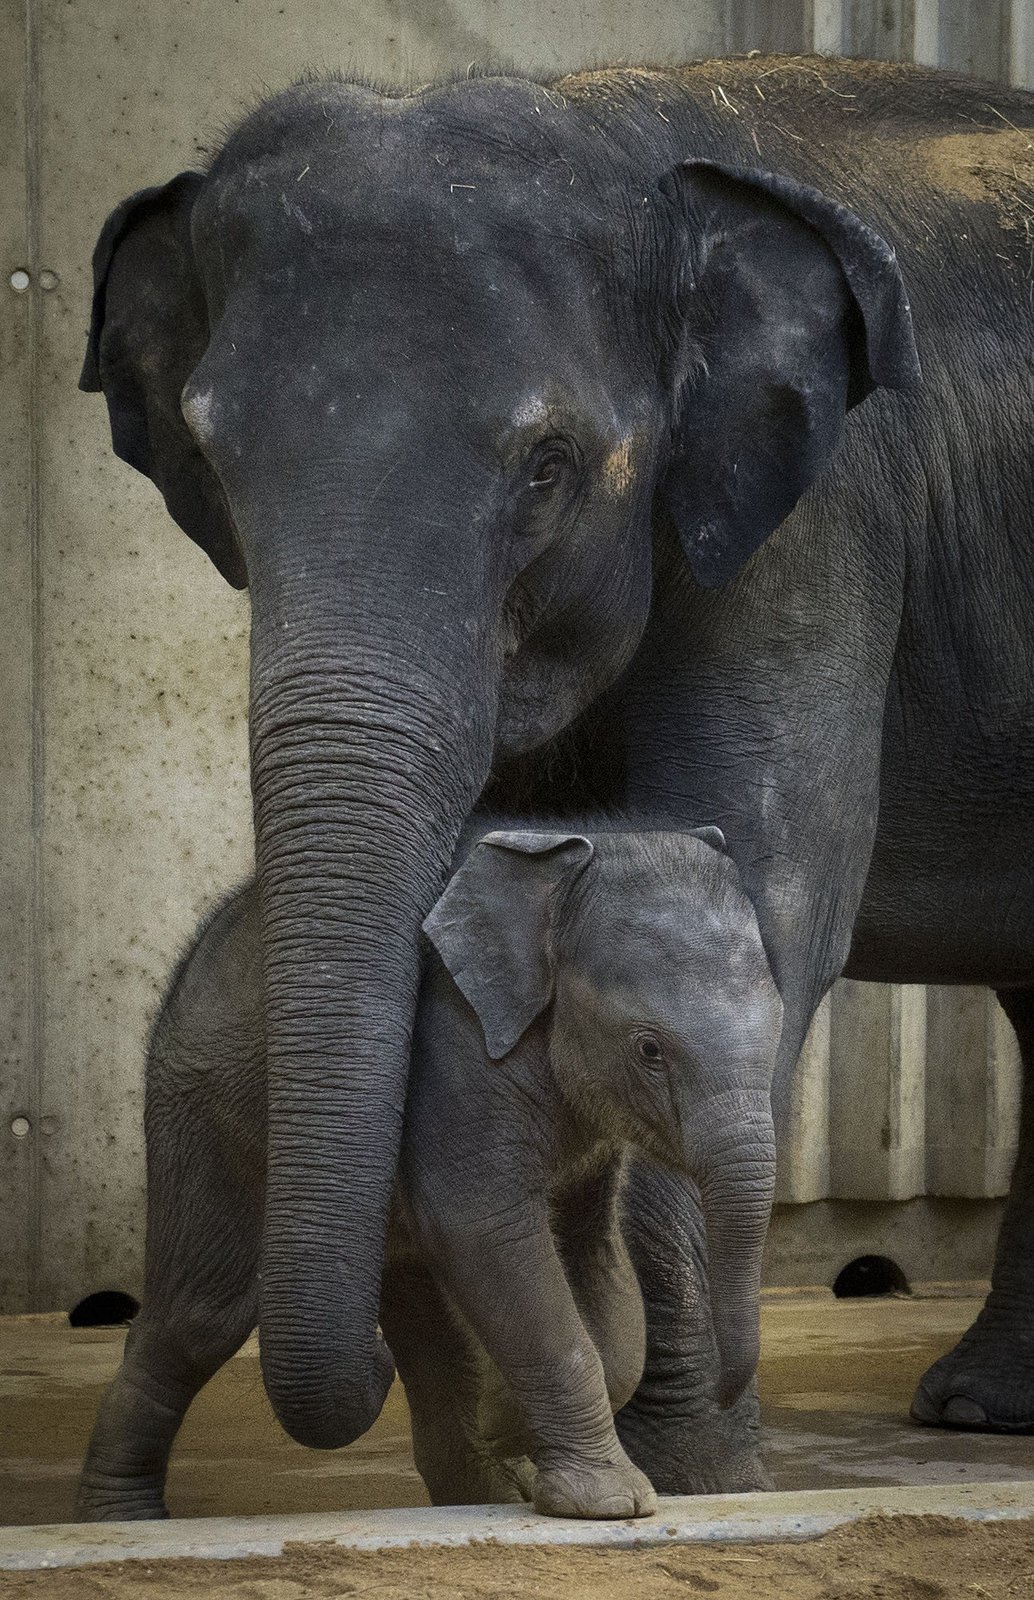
[847,724,1034,987]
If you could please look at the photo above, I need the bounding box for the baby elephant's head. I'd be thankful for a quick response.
[424,827,782,1409]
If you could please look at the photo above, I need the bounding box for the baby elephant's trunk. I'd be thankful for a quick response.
[693,1094,777,1409]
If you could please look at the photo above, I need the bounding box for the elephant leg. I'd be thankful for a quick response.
[911,985,1034,1432]
[76,1110,260,1521]
[615,1157,771,1494]
[554,1157,647,1415]
[428,1204,657,1519]
[380,1250,528,1505]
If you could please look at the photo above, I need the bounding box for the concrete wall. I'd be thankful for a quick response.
[1,0,1030,1312]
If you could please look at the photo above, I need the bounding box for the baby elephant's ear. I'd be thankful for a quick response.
[423,831,594,1061]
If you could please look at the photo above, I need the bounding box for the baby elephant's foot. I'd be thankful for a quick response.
[910,1312,1034,1433]
[75,1480,170,1522]
[497,1454,537,1502]
[533,1455,657,1519]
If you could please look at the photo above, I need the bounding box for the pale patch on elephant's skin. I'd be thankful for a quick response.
[181,386,216,443]
[601,436,636,497]
[512,395,549,431]
[906,129,1034,237]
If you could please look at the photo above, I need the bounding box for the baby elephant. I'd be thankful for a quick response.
[77,824,781,1522]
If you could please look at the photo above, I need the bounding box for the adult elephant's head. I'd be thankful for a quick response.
[83,76,918,1449]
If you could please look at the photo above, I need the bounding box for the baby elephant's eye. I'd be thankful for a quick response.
[635,1032,664,1065]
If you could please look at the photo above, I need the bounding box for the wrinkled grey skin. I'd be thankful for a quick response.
[76,825,780,1520]
[92,58,1034,1465]
[81,60,921,1471]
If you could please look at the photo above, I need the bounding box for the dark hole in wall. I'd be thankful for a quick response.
[68,1290,140,1328]
[833,1254,910,1298]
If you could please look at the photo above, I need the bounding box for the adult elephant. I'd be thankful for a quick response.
[81,55,1031,1486]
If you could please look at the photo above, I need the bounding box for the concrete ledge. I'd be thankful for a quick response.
[4,1481,1033,1571]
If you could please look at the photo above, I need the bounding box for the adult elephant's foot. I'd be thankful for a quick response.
[616,1386,772,1495]
[910,1309,1034,1432]
[533,1455,657,1519]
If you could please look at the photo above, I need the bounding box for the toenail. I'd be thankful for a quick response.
[941,1395,988,1425]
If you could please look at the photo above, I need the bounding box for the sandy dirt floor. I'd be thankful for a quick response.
[3,1292,1033,1527]
[4,1292,1034,1598]
[5,1515,1034,1599]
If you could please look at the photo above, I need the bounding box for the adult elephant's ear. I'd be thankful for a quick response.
[658,159,921,589]
[82,173,246,588]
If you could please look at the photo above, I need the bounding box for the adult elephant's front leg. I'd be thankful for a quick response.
[616,1157,771,1494]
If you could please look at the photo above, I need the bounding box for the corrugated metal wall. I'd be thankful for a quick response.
[0,0,1028,1313]
[777,987,1022,1204]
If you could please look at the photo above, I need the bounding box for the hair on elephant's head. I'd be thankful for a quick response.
[423,824,781,1409]
[82,73,917,1450]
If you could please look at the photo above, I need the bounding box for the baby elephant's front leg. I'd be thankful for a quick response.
[432,1203,657,1519]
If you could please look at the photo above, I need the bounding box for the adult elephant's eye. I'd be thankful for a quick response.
[527,441,572,492]
[529,456,561,490]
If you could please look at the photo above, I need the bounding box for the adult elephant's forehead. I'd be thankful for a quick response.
[199,73,634,249]
[189,81,647,420]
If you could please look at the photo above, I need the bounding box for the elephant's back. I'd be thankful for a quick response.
[149,881,267,1124]
[553,54,1034,163]
[557,56,1034,316]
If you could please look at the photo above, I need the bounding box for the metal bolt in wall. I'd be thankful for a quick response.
[10,1117,30,1138]
[8,269,59,292]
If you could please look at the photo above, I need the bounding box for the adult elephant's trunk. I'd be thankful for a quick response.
[249,577,493,1449]
[692,1095,777,1410]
